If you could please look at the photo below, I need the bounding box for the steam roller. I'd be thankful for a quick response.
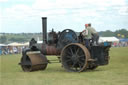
[19,17,111,72]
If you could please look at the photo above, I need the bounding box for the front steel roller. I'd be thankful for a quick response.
[20,51,48,72]
[61,43,91,72]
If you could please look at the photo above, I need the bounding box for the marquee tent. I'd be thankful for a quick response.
[99,37,119,42]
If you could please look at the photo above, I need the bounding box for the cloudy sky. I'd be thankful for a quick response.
[0,0,128,33]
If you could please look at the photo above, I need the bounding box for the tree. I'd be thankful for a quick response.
[0,36,7,43]
[99,30,114,37]
[115,29,128,38]
[8,37,28,43]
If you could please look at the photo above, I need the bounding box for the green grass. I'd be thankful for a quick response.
[0,47,128,85]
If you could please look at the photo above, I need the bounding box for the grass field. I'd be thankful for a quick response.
[0,47,128,85]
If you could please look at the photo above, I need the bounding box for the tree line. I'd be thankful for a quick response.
[99,29,128,38]
[0,29,128,44]
[0,33,42,44]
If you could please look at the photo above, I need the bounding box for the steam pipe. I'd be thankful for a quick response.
[42,17,47,44]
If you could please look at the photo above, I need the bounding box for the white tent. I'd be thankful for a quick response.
[99,37,119,42]
[37,41,43,44]
[0,44,8,46]
[23,42,29,46]
[8,42,24,46]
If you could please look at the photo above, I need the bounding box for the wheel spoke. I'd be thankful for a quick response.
[78,60,84,65]
[79,57,85,61]
[73,46,76,52]
[66,51,72,56]
[78,55,85,58]
[78,63,82,69]
[71,62,76,68]
[65,59,72,63]
[66,55,71,59]
[69,47,74,55]
[75,48,80,55]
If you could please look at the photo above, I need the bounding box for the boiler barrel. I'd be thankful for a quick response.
[41,44,61,55]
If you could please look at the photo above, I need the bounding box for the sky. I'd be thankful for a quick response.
[0,0,128,33]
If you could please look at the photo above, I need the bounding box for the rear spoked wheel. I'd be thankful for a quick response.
[61,43,90,72]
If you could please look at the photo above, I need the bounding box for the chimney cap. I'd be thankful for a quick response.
[42,17,47,19]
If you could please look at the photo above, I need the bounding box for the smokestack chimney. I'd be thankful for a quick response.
[42,17,47,44]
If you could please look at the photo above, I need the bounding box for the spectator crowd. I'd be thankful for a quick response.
[0,42,28,55]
